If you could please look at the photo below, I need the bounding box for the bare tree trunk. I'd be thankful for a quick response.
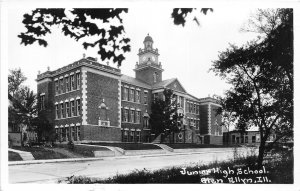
[257,141,266,168]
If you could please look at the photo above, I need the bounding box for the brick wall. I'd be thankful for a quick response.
[199,104,209,135]
[135,67,162,85]
[86,71,119,127]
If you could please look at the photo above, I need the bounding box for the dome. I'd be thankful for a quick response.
[143,34,153,43]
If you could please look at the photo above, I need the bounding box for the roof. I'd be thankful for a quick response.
[121,75,151,89]
[144,34,153,42]
[152,78,176,89]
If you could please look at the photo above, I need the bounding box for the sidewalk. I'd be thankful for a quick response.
[9,147,254,166]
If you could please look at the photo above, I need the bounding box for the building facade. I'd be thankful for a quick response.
[37,35,222,144]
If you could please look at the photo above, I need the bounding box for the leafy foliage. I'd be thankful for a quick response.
[8,69,37,134]
[150,89,183,141]
[171,8,213,26]
[19,8,130,66]
[211,9,293,166]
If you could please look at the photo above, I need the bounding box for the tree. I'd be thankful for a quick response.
[211,9,293,167]
[8,69,37,144]
[8,68,27,97]
[150,89,183,143]
[171,8,213,26]
[19,8,130,66]
[19,8,212,67]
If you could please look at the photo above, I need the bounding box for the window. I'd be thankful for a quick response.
[153,72,157,83]
[130,89,134,102]
[61,103,65,118]
[130,131,134,142]
[65,127,69,141]
[40,95,45,110]
[144,91,148,104]
[122,87,125,100]
[189,103,192,113]
[136,111,141,124]
[76,72,80,90]
[241,136,244,143]
[55,104,59,119]
[62,128,66,141]
[136,131,141,142]
[71,100,75,116]
[65,76,69,92]
[70,75,75,91]
[196,105,199,114]
[153,93,158,101]
[130,110,135,123]
[71,126,75,141]
[144,118,149,128]
[55,80,59,95]
[195,120,199,130]
[123,130,128,142]
[136,90,140,103]
[193,104,196,113]
[232,135,235,144]
[236,137,240,143]
[180,96,184,108]
[245,136,248,143]
[66,102,70,117]
[55,129,58,141]
[252,136,256,143]
[76,99,81,116]
[76,126,80,141]
[60,78,64,93]
[124,88,128,101]
[124,109,128,122]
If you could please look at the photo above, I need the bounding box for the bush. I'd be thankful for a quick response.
[61,151,293,184]
[8,151,23,161]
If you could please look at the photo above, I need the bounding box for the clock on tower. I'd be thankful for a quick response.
[135,34,164,85]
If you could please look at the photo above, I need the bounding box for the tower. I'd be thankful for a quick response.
[134,34,164,85]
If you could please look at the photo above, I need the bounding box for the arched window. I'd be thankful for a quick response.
[153,72,157,83]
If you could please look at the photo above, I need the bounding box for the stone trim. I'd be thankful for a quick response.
[60,101,63,104]
[118,79,122,128]
[64,74,69,77]
[59,76,63,79]
[65,124,69,127]
[208,103,211,135]
[76,123,81,126]
[83,66,121,80]
[82,69,88,125]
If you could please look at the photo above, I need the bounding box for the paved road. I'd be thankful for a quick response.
[9,148,254,184]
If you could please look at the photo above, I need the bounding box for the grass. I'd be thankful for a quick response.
[165,143,239,149]
[8,151,23,161]
[55,144,110,157]
[60,150,293,184]
[82,142,162,150]
[12,146,69,160]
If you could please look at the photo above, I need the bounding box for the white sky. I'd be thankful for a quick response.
[8,7,259,98]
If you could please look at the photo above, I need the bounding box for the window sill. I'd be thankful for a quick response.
[55,89,80,96]
[55,116,80,120]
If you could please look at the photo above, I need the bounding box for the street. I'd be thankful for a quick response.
[9,148,254,184]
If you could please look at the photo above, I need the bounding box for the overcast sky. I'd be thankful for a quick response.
[7,6,259,98]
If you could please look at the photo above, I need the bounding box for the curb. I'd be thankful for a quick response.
[9,148,255,166]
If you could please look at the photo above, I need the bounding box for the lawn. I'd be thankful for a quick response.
[11,146,69,160]
[55,144,110,157]
[165,143,238,149]
[8,151,23,161]
[61,150,293,184]
[82,142,162,150]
